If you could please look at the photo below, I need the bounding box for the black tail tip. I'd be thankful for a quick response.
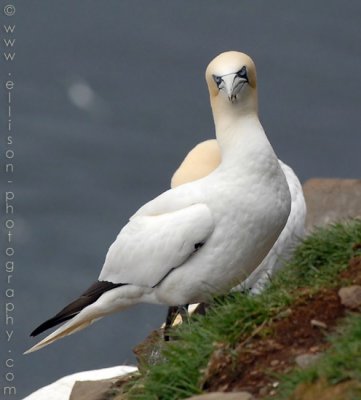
[30,323,49,337]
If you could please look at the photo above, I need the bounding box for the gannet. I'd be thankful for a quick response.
[171,140,306,294]
[25,51,291,354]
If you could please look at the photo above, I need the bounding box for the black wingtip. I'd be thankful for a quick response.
[30,280,125,337]
[30,314,74,337]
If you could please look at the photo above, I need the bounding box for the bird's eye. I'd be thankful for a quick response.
[237,66,247,79]
[212,75,223,87]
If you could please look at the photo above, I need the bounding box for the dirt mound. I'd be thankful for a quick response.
[202,256,361,398]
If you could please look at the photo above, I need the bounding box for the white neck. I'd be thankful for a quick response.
[210,100,277,176]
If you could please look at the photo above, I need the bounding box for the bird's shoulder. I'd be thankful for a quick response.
[131,184,205,219]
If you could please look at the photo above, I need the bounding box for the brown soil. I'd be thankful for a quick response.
[201,255,361,398]
[289,378,361,400]
[340,254,361,284]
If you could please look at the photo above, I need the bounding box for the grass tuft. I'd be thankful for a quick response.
[275,219,361,289]
[125,219,361,400]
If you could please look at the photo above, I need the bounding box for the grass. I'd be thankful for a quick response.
[124,219,361,400]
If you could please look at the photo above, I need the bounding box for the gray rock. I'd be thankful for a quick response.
[69,378,115,400]
[338,285,361,309]
[302,179,361,231]
[185,392,255,400]
[295,353,322,369]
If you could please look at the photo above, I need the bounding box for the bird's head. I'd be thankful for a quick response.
[206,51,258,115]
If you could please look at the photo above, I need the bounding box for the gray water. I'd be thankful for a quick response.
[0,1,360,398]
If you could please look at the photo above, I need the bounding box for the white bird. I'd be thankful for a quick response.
[25,51,291,354]
[171,140,306,294]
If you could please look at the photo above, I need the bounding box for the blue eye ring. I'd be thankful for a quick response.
[237,66,247,79]
[212,75,223,87]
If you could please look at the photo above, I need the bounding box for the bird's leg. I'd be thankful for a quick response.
[178,304,190,324]
[163,304,189,341]
[192,302,208,316]
[164,306,179,341]
[163,302,212,341]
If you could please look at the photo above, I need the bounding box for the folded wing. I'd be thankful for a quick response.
[99,203,215,287]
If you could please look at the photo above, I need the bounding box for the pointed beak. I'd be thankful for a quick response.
[222,74,248,103]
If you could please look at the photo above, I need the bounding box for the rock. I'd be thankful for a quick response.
[22,366,137,400]
[338,285,361,309]
[310,319,327,329]
[69,379,114,400]
[295,353,322,369]
[133,329,166,371]
[70,369,137,400]
[185,392,255,400]
[302,179,361,231]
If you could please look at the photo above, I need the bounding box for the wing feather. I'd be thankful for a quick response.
[99,203,214,287]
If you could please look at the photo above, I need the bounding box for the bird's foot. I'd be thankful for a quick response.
[163,304,189,341]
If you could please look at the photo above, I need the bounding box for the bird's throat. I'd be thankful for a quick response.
[214,112,271,171]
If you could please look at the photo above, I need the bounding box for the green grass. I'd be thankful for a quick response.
[125,219,361,400]
[271,218,361,290]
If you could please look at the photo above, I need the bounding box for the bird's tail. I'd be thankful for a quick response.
[24,314,98,354]
[24,280,126,354]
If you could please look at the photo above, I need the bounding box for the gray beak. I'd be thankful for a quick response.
[222,74,248,103]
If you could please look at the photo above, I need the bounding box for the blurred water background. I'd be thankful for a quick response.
[0,1,360,398]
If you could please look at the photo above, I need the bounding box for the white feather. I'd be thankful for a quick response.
[26,51,292,354]
[99,203,214,286]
